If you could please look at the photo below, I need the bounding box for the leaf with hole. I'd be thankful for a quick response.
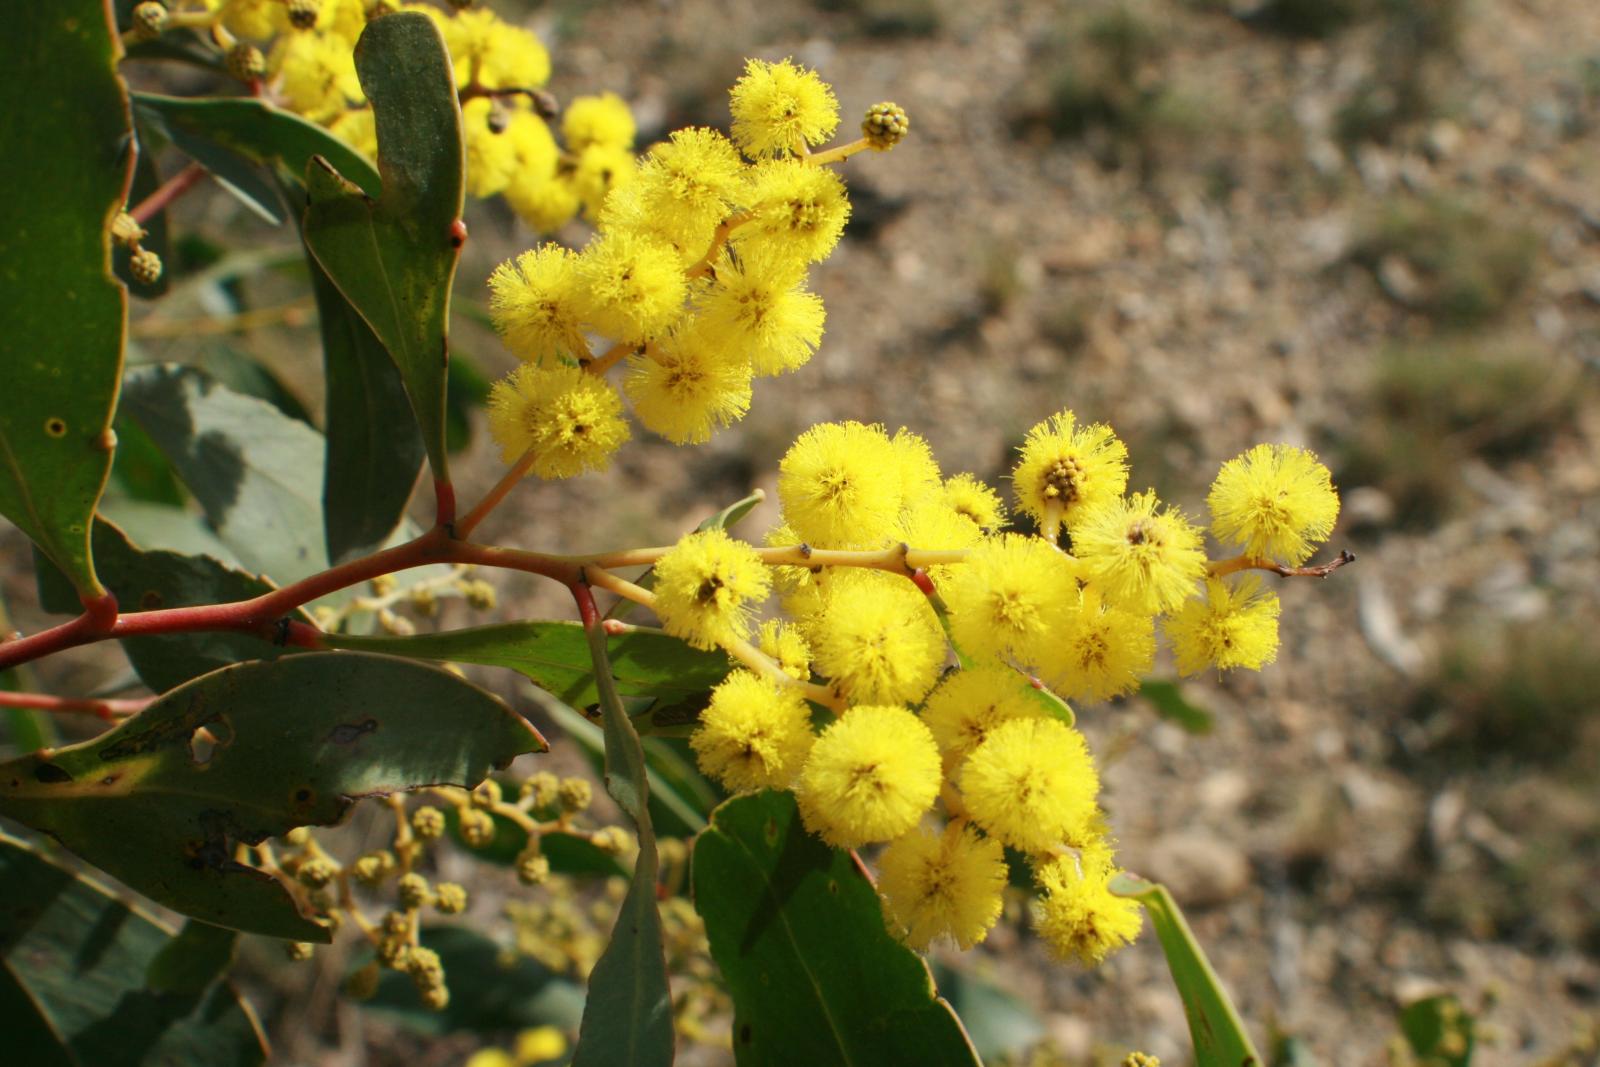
[1109,872,1262,1067]
[0,653,545,940]
[0,0,132,597]
[303,11,465,489]
[692,791,982,1067]
[0,833,267,1066]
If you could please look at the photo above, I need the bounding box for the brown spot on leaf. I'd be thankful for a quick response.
[33,763,70,784]
[328,718,378,745]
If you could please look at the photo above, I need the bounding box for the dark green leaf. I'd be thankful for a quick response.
[146,920,239,995]
[193,346,314,426]
[360,926,584,1036]
[0,0,131,597]
[0,653,545,940]
[310,237,426,563]
[35,518,307,693]
[692,791,983,1067]
[1109,872,1262,1067]
[570,619,673,1067]
[1140,679,1214,734]
[0,833,267,1066]
[932,963,1045,1064]
[303,12,465,486]
[1399,994,1475,1067]
[132,91,379,200]
[324,620,732,712]
[119,363,329,584]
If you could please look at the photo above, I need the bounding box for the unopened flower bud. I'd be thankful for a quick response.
[226,42,266,83]
[110,212,145,246]
[557,777,592,814]
[285,940,315,961]
[377,608,414,635]
[590,826,634,857]
[369,573,397,597]
[286,0,320,30]
[410,585,438,617]
[297,857,336,888]
[376,935,410,968]
[861,102,910,150]
[515,848,550,886]
[353,850,396,885]
[434,882,468,914]
[521,771,560,811]
[411,805,446,840]
[458,807,496,847]
[398,872,432,910]
[129,248,163,285]
[419,984,450,1010]
[463,579,496,611]
[284,826,312,847]
[130,1,169,38]
[471,779,502,808]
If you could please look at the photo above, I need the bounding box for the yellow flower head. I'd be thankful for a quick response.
[1164,575,1281,676]
[777,421,903,548]
[696,246,826,377]
[488,244,588,364]
[222,0,286,40]
[943,534,1078,666]
[486,364,629,478]
[811,570,946,706]
[443,8,550,91]
[506,107,559,178]
[573,233,688,343]
[690,671,814,792]
[757,619,812,680]
[960,717,1099,853]
[1071,492,1206,616]
[737,160,851,266]
[597,182,709,268]
[570,143,637,220]
[889,428,943,498]
[766,521,830,618]
[636,127,746,233]
[273,29,362,123]
[1011,410,1129,529]
[506,170,580,233]
[651,528,771,650]
[943,473,1007,532]
[1042,588,1155,704]
[562,92,636,152]
[328,107,376,159]
[624,324,753,445]
[728,57,840,158]
[1033,852,1143,966]
[892,497,985,588]
[1207,443,1340,565]
[878,823,1008,951]
[795,705,941,849]
[462,98,518,198]
[919,662,1045,768]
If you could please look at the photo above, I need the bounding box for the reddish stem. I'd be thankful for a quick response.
[434,479,458,531]
[129,163,207,224]
[570,579,601,629]
[0,691,152,721]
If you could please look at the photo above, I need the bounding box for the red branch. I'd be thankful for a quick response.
[0,691,152,721]
[570,579,601,629]
[129,163,207,224]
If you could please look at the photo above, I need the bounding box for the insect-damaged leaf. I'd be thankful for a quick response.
[0,653,545,940]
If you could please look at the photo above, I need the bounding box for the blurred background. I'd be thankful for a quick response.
[7,0,1599,1062]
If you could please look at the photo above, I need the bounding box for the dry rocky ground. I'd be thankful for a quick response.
[4,0,1598,1063]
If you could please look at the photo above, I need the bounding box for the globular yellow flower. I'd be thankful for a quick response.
[570,143,637,221]
[486,364,630,478]
[1208,443,1340,565]
[1164,576,1280,675]
[696,247,825,377]
[222,0,286,40]
[573,233,688,343]
[943,473,1007,532]
[1043,589,1155,704]
[777,421,903,548]
[635,127,745,235]
[1071,492,1206,616]
[596,182,707,268]
[488,244,588,364]
[562,92,635,152]
[878,823,1007,951]
[506,170,580,233]
[765,522,830,618]
[1011,410,1129,530]
[690,671,814,792]
[795,705,941,849]
[273,30,362,123]
[513,1027,569,1065]
[810,570,945,706]
[919,662,1045,768]
[462,98,518,199]
[623,325,753,445]
[651,528,771,651]
[737,160,851,266]
[506,107,559,185]
[328,107,376,159]
[443,8,549,91]
[960,717,1099,854]
[1032,852,1142,966]
[943,534,1078,666]
[758,619,812,680]
[728,57,840,158]
[892,497,985,588]
[889,428,943,499]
